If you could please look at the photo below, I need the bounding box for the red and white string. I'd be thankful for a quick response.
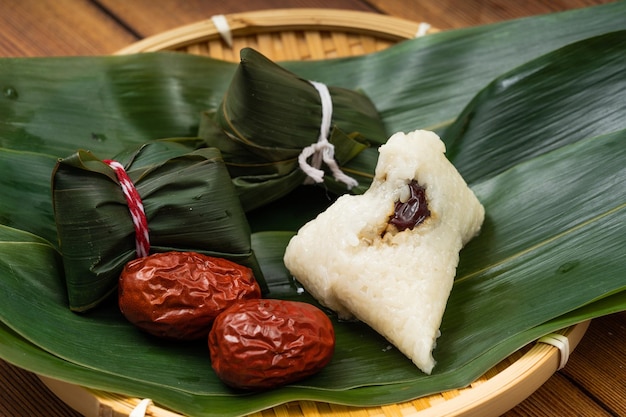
[104,159,150,258]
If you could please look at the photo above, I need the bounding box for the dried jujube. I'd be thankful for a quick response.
[119,251,261,340]
[389,179,430,232]
[208,298,335,390]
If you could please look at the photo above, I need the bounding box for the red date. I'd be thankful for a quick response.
[208,299,335,390]
[389,179,430,231]
[118,251,261,340]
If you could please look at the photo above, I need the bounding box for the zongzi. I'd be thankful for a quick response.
[53,141,265,312]
[283,130,485,374]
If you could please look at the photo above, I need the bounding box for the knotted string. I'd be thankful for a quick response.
[104,160,150,258]
[298,80,359,190]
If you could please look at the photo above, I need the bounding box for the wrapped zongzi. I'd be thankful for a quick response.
[200,48,388,211]
[52,140,265,312]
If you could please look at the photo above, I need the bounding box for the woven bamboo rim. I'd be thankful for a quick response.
[40,321,589,417]
[115,8,438,61]
[40,9,590,417]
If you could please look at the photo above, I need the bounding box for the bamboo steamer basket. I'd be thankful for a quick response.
[115,8,438,60]
[40,8,589,417]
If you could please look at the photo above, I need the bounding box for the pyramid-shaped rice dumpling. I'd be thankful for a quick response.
[284,130,485,374]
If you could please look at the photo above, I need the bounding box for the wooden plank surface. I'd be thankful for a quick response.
[502,373,613,417]
[0,1,624,416]
[504,311,626,417]
[560,311,626,416]
[0,0,137,56]
[366,0,618,29]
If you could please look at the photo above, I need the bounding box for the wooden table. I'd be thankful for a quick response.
[0,1,624,416]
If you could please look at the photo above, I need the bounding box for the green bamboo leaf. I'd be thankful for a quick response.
[0,193,625,416]
[0,323,219,416]
[1,2,624,159]
[0,229,413,396]
[3,289,624,417]
[282,2,626,137]
[246,185,338,233]
[283,291,626,407]
[438,133,626,369]
[0,223,52,244]
[0,53,236,157]
[53,142,265,311]
[0,148,58,244]
[445,30,626,182]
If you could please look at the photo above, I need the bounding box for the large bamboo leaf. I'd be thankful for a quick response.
[1,3,625,159]
[2,128,625,406]
[0,148,58,244]
[445,30,626,182]
[3,286,625,416]
[437,129,626,369]
[0,223,52,244]
[0,229,418,396]
[2,291,625,417]
[0,175,624,416]
[0,54,235,157]
[282,2,626,137]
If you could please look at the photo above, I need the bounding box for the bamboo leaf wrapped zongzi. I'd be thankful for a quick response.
[201,48,387,211]
[52,140,265,312]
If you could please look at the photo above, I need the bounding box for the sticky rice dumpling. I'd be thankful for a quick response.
[283,130,485,374]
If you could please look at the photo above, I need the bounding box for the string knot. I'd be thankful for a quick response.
[104,159,150,258]
[298,80,358,190]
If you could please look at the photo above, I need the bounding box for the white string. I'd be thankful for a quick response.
[415,22,431,37]
[297,81,359,189]
[129,398,153,417]
[211,14,233,47]
[538,333,571,370]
